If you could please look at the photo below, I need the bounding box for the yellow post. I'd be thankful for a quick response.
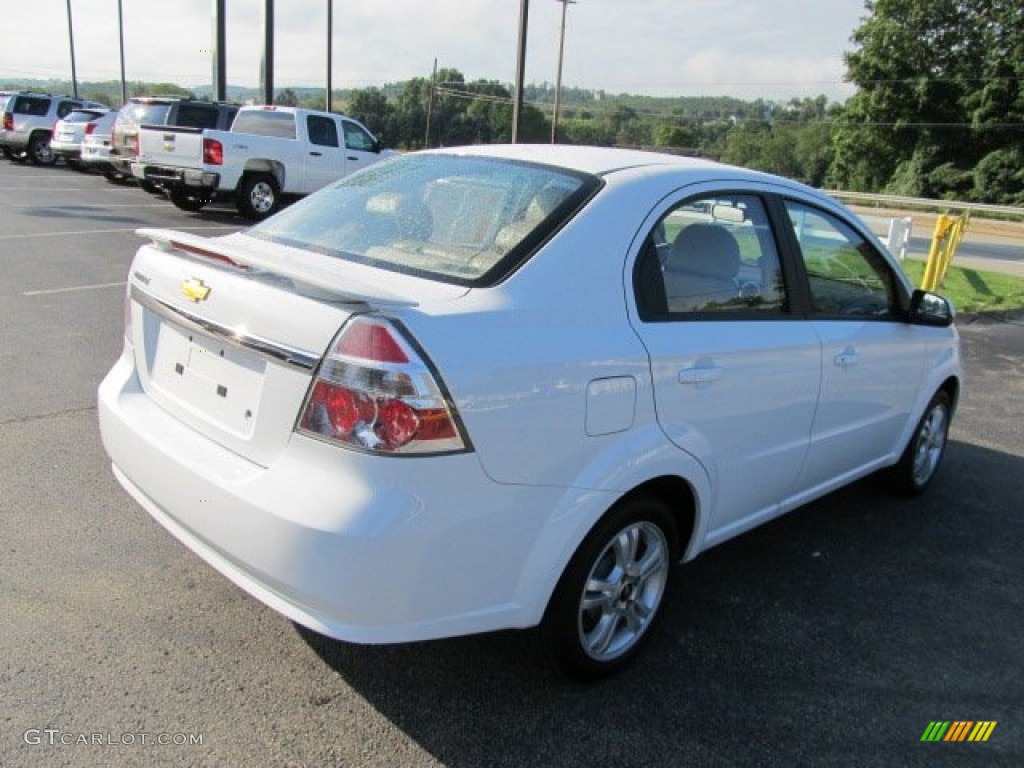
[921,211,970,292]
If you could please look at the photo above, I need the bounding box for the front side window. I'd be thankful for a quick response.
[247,154,599,285]
[342,120,376,151]
[635,193,787,318]
[784,201,900,318]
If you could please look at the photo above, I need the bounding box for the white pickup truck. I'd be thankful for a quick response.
[132,106,392,219]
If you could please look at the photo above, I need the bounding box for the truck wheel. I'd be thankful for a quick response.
[139,180,163,195]
[168,189,208,213]
[236,173,280,220]
[28,133,57,166]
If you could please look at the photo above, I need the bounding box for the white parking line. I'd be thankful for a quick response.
[0,225,239,240]
[23,281,126,297]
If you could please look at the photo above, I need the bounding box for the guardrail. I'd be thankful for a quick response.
[824,190,1024,220]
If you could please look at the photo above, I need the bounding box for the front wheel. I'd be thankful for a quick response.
[168,188,208,212]
[543,496,677,681]
[27,133,56,166]
[890,390,952,495]
[236,173,280,220]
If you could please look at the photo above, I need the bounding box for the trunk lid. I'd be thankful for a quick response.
[127,229,464,467]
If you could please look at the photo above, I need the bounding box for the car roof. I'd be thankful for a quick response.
[424,143,720,177]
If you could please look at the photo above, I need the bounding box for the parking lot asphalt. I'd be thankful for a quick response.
[1,163,1021,768]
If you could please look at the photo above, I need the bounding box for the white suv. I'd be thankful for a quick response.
[1,92,106,165]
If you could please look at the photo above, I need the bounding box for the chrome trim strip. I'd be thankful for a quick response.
[131,284,320,371]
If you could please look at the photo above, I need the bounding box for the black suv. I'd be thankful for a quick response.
[1,92,106,165]
[108,96,239,184]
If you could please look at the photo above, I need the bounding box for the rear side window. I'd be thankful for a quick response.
[247,154,599,286]
[307,115,339,147]
[13,96,49,116]
[231,110,296,139]
[635,193,788,319]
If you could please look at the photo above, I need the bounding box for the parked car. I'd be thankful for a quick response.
[132,105,391,219]
[51,107,112,169]
[79,109,121,178]
[0,92,105,165]
[98,145,961,680]
[109,96,238,189]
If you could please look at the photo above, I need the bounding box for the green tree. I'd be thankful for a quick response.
[832,0,1024,202]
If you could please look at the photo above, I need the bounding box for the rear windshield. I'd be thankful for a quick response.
[116,102,172,128]
[247,154,600,286]
[231,110,296,139]
[62,110,105,124]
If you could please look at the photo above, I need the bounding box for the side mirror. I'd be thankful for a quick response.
[371,138,381,154]
[908,289,954,327]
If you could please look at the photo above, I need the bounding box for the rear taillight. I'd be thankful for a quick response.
[133,133,139,157]
[298,316,468,455]
[2,112,12,131]
[203,138,223,165]
[85,122,96,136]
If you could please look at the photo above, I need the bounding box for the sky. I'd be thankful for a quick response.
[2,0,868,102]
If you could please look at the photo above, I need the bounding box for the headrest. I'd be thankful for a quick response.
[669,224,741,279]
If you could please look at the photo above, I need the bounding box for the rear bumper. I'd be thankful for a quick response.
[98,348,578,643]
[132,161,220,192]
[52,140,81,158]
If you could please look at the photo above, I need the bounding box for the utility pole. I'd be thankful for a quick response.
[118,0,127,105]
[65,0,79,97]
[551,0,576,143]
[511,0,529,143]
[425,58,437,148]
[212,0,227,102]
[326,0,333,111]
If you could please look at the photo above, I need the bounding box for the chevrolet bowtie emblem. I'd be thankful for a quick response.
[182,277,211,302]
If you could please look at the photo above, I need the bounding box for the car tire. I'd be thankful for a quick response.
[2,146,22,161]
[104,170,128,184]
[168,188,208,213]
[890,390,952,495]
[139,180,163,195]
[542,496,677,681]
[27,132,57,166]
[67,158,88,172]
[236,173,280,220]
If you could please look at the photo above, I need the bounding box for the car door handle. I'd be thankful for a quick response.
[833,350,859,369]
[309,151,323,157]
[679,365,722,385]
[347,155,359,161]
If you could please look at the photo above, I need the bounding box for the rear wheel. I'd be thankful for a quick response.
[2,146,23,161]
[236,173,280,220]
[543,496,677,681]
[27,133,56,166]
[139,180,163,195]
[890,390,951,495]
[168,188,208,213]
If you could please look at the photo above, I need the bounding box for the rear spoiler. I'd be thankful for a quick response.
[136,228,418,307]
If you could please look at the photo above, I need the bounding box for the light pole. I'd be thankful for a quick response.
[326,0,333,111]
[65,0,79,97]
[551,0,576,143]
[512,0,529,143]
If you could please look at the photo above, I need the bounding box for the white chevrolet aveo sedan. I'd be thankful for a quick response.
[99,145,961,679]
